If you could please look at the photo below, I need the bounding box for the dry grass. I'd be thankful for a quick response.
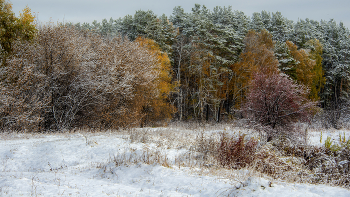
[2,121,349,189]
[121,122,350,189]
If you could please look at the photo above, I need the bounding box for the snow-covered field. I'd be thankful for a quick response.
[308,128,350,147]
[0,127,349,196]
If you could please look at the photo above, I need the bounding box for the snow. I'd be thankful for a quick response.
[308,128,350,147]
[1,130,349,196]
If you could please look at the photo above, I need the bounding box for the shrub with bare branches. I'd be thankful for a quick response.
[0,25,170,131]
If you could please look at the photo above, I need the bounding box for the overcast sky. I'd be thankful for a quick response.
[9,0,350,28]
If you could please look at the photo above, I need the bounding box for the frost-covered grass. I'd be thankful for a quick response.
[0,125,350,196]
[308,128,350,147]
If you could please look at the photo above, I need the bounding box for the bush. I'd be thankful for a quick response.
[244,71,316,140]
[245,72,314,128]
[0,25,173,132]
[217,133,258,169]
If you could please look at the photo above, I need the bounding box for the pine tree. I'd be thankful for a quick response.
[249,12,264,31]
[270,12,292,42]
[320,20,350,108]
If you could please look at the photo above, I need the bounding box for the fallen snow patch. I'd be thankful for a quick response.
[0,131,349,196]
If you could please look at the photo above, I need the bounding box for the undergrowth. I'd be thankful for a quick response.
[12,122,347,189]
[217,133,258,169]
[122,124,350,189]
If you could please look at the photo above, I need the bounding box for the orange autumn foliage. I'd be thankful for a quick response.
[135,37,175,126]
[230,30,279,108]
[286,41,314,86]
[286,40,325,100]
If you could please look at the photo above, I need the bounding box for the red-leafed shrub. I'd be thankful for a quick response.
[217,133,258,169]
[244,71,315,131]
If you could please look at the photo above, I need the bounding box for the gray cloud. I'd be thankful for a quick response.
[10,0,350,28]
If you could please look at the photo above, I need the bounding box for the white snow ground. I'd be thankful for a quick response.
[308,128,350,147]
[0,130,349,196]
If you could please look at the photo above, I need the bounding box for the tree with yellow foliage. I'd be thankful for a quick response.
[230,29,279,109]
[0,0,36,66]
[285,40,325,100]
[135,37,175,126]
[17,5,36,40]
[305,39,325,101]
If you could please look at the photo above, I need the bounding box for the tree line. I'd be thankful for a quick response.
[75,4,349,127]
[1,1,350,131]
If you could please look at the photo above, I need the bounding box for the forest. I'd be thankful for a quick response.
[1,1,350,133]
[2,1,350,194]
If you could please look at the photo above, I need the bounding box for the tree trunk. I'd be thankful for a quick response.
[206,104,209,122]
[217,104,221,123]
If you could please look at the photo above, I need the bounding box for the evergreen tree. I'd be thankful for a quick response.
[320,20,350,108]
[249,12,264,31]
[274,41,298,80]
[270,12,292,42]
[260,10,272,31]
